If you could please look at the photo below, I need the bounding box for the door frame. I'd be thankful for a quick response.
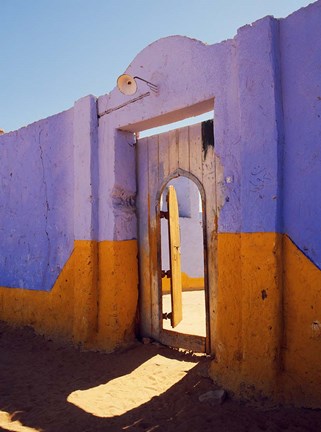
[155,168,211,353]
[136,121,217,355]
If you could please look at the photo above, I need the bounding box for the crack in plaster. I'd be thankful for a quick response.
[38,129,51,286]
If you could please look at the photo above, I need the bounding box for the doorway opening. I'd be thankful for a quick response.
[136,118,215,354]
[158,174,208,342]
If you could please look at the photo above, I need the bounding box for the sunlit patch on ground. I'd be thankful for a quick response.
[67,354,197,418]
[0,410,40,432]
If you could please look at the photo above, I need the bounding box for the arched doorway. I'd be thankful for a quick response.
[158,175,209,344]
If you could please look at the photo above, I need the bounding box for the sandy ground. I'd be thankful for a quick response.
[1,322,321,432]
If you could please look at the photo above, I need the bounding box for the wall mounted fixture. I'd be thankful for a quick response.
[117,74,158,95]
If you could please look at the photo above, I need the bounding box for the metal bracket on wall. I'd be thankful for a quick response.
[98,91,150,118]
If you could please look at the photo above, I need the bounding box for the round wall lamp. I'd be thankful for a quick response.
[117,74,158,95]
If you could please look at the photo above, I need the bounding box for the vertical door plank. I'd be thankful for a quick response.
[167,185,183,327]
[168,129,179,174]
[202,130,216,233]
[178,125,190,172]
[136,137,151,336]
[201,122,217,353]
[158,131,170,183]
[147,134,161,336]
[188,123,203,183]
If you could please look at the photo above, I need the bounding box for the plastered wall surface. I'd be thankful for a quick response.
[0,96,139,351]
[0,110,74,291]
[209,2,321,408]
[280,3,321,269]
[0,0,320,408]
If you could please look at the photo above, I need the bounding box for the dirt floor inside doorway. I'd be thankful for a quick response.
[0,322,321,432]
[162,290,206,336]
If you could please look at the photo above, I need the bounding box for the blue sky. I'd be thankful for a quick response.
[0,0,315,132]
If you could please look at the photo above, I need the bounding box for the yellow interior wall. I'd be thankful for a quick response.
[162,272,204,293]
[0,239,138,352]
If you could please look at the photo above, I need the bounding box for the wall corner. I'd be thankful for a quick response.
[73,95,99,345]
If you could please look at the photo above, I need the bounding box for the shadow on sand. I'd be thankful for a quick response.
[1,322,321,432]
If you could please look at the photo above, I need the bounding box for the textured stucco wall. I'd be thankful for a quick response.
[280,1,321,408]
[0,110,74,291]
[0,94,139,351]
[217,15,283,234]
[280,1,321,269]
[209,2,321,408]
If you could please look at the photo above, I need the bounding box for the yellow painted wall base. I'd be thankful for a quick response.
[210,232,282,399]
[209,232,321,408]
[0,239,138,352]
[282,235,321,408]
[95,240,139,351]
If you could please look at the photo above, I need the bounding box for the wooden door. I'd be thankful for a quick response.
[136,120,216,353]
[167,185,183,328]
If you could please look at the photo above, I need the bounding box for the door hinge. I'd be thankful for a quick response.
[160,211,169,220]
[161,270,171,278]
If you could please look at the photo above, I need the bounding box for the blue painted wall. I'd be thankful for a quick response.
[0,110,74,290]
[217,2,321,269]
[281,1,321,269]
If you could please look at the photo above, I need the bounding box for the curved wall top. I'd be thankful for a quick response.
[97,35,232,132]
